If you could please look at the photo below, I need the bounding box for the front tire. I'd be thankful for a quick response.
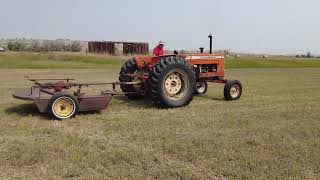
[48,92,79,120]
[149,56,196,107]
[224,80,242,101]
[195,81,208,95]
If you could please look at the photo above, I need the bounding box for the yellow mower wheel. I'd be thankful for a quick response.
[48,92,79,120]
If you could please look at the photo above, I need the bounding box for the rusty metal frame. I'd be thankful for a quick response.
[25,76,140,96]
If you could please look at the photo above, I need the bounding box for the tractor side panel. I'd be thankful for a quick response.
[185,54,225,78]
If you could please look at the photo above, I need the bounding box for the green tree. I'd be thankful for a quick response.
[70,41,82,52]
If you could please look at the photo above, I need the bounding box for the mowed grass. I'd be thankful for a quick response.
[1,52,320,69]
[0,68,319,179]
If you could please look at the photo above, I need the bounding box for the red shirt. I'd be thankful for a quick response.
[153,45,164,56]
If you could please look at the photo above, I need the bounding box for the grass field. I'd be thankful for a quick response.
[0,52,125,69]
[1,52,320,69]
[0,67,319,179]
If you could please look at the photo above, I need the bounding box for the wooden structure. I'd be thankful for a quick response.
[88,41,149,55]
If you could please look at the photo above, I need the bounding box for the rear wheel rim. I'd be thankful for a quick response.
[163,69,189,100]
[230,84,240,98]
[52,97,76,119]
[131,70,142,91]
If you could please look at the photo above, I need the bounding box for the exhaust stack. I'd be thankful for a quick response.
[208,34,213,54]
[199,47,204,53]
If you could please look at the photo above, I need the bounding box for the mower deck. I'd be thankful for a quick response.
[12,77,138,119]
[13,89,112,113]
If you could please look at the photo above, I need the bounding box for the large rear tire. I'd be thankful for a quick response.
[119,59,142,99]
[149,56,196,107]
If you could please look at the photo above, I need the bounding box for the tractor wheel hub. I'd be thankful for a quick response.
[165,74,182,95]
[230,84,240,98]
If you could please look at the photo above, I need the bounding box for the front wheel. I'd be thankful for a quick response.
[195,81,208,95]
[224,80,242,101]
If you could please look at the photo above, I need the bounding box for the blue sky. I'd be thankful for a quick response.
[0,0,319,54]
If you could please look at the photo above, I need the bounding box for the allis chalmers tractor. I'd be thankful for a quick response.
[119,34,242,107]
[12,35,242,120]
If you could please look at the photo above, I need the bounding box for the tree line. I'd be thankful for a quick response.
[5,39,82,52]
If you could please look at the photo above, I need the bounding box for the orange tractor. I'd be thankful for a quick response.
[119,35,242,107]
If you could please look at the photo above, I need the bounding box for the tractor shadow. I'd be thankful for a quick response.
[5,103,49,119]
[210,97,225,101]
[5,96,224,119]
[114,96,155,109]
[114,95,225,109]
[195,95,225,101]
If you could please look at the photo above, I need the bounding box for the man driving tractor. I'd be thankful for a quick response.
[153,41,165,56]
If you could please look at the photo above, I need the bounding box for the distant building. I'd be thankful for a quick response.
[88,41,149,55]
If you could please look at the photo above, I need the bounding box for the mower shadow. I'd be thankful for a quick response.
[5,103,103,120]
[5,103,49,119]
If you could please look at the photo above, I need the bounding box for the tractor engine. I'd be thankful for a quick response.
[199,64,217,73]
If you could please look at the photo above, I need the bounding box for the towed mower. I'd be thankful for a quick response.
[12,77,138,120]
